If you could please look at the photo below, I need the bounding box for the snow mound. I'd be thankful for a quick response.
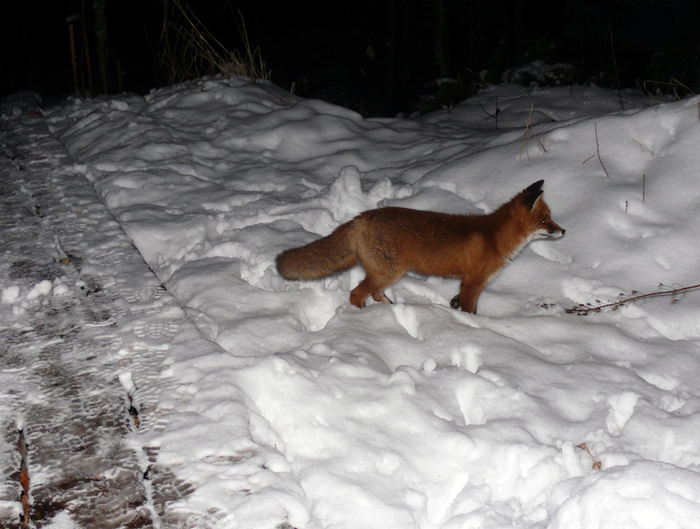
[46,77,700,528]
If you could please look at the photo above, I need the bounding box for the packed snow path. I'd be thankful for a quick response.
[2,79,700,529]
[0,95,298,528]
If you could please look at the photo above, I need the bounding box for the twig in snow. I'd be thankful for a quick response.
[565,283,700,315]
[520,103,547,161]
[631,139,654,155]
[577,443,602,470]
[478,99,500,130]
[17,429,30,527]
[594,123,610,177]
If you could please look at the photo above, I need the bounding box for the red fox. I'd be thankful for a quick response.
[276,180,564,313]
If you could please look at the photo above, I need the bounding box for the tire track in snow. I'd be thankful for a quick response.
[0,97,224,528]
[1,105,156,528]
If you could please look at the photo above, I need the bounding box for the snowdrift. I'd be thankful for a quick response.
[46,78,700,528]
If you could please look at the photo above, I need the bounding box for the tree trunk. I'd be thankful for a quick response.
[93,0,111,94]
[434,0,448,77]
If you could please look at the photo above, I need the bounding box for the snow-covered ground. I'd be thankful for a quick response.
[2,78,700,528]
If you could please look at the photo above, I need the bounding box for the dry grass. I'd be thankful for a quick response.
[158,0,269,86]
[520,103,547,161]
[637,77,695,104]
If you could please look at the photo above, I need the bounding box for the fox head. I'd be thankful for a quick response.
[522,180,565,240]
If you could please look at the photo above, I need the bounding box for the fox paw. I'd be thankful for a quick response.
[450,295,461,310]
[372,292,393,304]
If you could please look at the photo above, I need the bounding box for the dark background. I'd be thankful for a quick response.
[2,0,699,116]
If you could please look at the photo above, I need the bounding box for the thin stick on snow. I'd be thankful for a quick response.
[520,103,547,161]
[478,99,500,130]
[565,283,700,315]
[594,123,610,177]
[577,443,602,470]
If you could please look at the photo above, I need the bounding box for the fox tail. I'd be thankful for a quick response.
[276,222,357,280]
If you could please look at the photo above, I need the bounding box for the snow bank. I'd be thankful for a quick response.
[51,77,700,528]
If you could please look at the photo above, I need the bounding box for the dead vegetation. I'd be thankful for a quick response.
[520,103,547,160]
[158,0,269,86]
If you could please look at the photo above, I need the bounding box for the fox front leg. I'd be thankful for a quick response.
[450,281,485,314]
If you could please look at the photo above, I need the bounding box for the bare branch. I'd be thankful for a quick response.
[478,99,500,130]
[565,283,700,315]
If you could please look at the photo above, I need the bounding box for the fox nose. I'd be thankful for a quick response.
[561,229,566,235]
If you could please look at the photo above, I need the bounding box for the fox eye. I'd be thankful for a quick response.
[540,219,547,224]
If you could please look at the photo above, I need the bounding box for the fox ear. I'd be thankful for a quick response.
[525,180,544,193]
[522,180,544,209]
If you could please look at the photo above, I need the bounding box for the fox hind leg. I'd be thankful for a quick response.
[349,278,378,308]
[350,277,395,308]
[349,267,402,308]
[372,291,393,304]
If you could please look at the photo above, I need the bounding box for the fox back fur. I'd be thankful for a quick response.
[276,180,564,313]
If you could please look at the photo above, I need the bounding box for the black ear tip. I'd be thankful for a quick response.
[522,180,544,209]
[526,179,544,192]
